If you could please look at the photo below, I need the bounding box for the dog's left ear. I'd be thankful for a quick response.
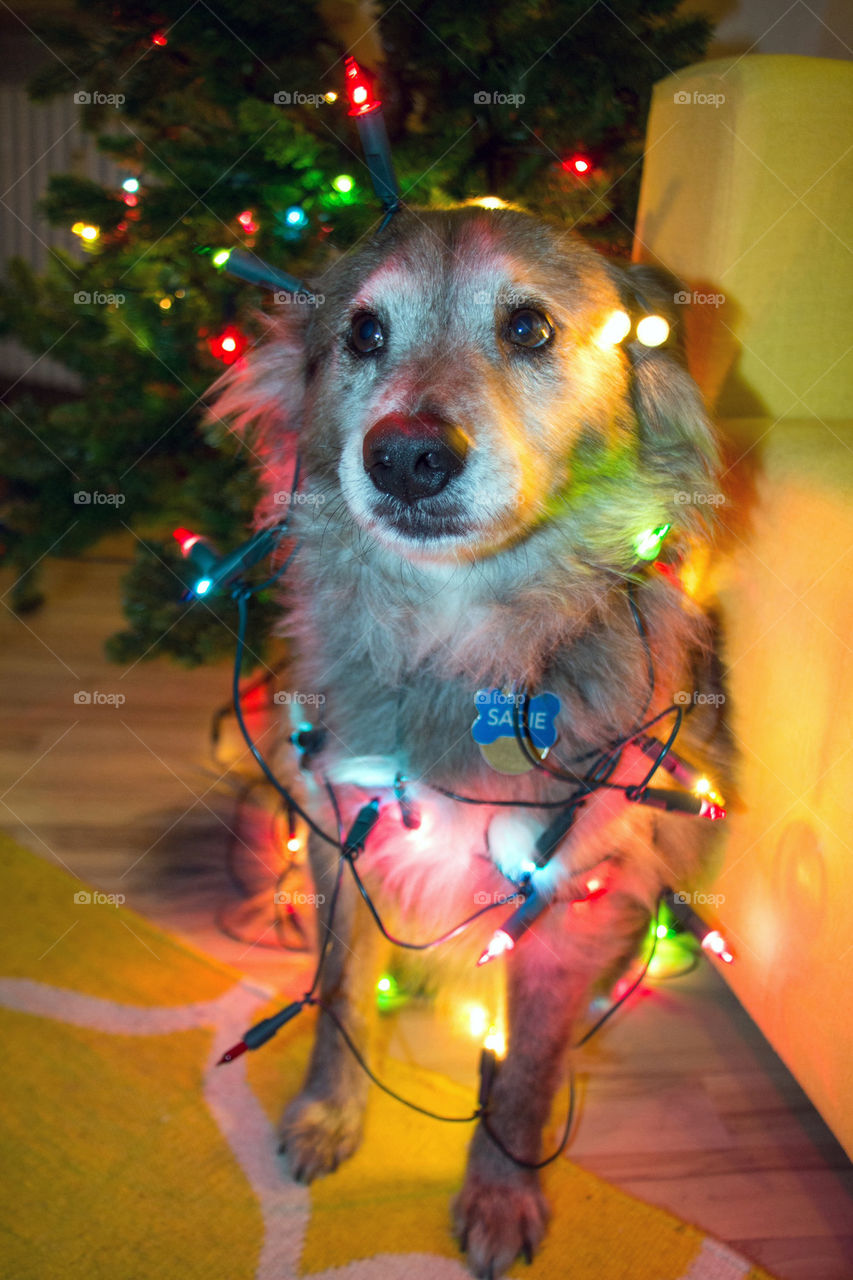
[615,263,720,496]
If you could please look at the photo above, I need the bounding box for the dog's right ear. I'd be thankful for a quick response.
[608,262,721,526]
[205,311,308,516]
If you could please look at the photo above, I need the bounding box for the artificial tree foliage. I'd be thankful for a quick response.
[0,0,711,666]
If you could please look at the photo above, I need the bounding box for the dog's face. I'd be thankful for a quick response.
[219,207,717,568]
[304,208,637,561]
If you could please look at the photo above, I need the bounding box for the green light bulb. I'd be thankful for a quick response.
[634,523,671,560]
[332,173,354,193]
[212,248,232,268]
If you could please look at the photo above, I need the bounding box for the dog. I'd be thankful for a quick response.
[214,204,731,1278]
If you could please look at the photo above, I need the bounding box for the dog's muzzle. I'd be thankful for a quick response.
[362,412,469,504]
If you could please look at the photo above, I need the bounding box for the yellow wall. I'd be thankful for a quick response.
[634,57,853,1153]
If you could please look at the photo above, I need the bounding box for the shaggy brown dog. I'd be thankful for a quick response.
[215,206,730,1278]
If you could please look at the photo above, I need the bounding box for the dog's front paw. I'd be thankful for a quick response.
[279,1092,364,1183]
[453,1172,549,1278]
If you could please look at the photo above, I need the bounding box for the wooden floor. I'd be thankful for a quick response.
[2,549,852,1280]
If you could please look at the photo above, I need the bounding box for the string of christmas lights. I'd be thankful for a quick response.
[171,481,733,1166]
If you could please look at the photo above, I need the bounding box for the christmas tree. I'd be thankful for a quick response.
[0,0,712,668]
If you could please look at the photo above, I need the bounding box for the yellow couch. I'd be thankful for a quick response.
[633,55,853,1154]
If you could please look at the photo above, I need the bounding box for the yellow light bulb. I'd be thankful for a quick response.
[158,297,172,310]
[71,221,86,236]
[469,196,509,210]
[324,91,338,103]
[484,1023,506,1058]
[694,777,711,795]
[595,308,631,349]
[80,225,100,242]
[467,1004,488,1038]
[636,314,670,347]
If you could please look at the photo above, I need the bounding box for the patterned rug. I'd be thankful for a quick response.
[0,832,776,1280]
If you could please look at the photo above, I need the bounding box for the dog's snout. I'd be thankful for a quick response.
[363,413,468,503]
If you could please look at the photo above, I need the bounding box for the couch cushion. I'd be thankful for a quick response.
[633,56,853,421]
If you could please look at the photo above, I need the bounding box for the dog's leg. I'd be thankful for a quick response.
[279,828,384,1182]
[454,913,641,1279]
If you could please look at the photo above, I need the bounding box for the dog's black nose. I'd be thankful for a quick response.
[363,413,469,503]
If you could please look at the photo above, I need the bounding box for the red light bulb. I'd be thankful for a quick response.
[173,527,202,556]
[207,325,248,365]
[477,929,515,967]
[563,154,591,175]
[345,57,379,116]
[701,929,733,963]
[151,31,167,46]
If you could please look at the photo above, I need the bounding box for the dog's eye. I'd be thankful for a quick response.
[349,311,385,355]
[506,308,554,350]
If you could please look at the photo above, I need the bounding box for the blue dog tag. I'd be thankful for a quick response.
[472,689,561,751]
